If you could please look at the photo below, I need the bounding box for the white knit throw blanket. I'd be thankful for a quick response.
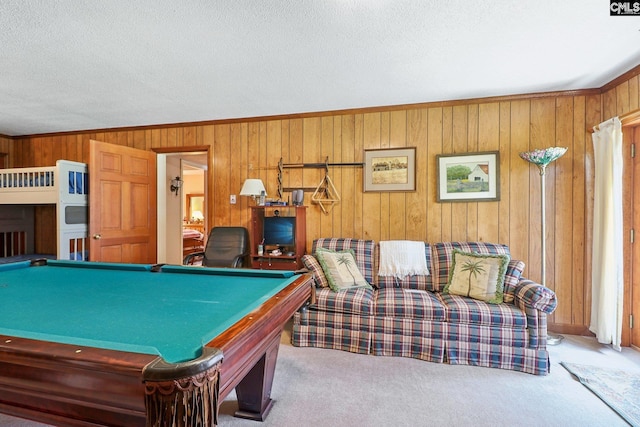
[378,240,430,279]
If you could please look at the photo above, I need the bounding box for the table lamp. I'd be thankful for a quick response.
[191,210,204,223]
[240,179,267,205]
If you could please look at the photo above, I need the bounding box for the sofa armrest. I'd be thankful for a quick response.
[514,279,557,314]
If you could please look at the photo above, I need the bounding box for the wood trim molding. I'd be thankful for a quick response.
[589,108,640,132]
[599,63,640,93]
[12,89,605,139]
[621,109,640,126]
[9,62,640,139]
[548,323,595,337]
[152,145,210,154]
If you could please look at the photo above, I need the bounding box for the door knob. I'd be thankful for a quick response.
[93,234,102,240]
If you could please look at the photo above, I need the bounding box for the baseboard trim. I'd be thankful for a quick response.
[548,324,594,337]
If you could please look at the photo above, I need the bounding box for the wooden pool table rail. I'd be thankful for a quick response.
[0,272,313,426]
[0,334,156,426]
[212,271,313,420]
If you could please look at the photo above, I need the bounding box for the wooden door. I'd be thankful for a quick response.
[631,126,640,349]
[89,140,157,263]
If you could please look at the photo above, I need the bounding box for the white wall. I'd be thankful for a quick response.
[164,156,183,264]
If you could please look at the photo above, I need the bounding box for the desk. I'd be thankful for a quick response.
[0,260,312,426]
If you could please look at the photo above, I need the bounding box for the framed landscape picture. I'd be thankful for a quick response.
[364,147,416,192]
[436,151,500,202]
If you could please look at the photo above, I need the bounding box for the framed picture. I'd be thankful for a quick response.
[436,151,500,202]
[364,147,416,192]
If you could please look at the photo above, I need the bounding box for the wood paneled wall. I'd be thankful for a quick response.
[8,68,640,334]
[0,135,13,166]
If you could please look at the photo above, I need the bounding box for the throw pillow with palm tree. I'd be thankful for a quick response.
[336,253,358,285]
[444,249,510,303]
[315,248,372,292]
[459,258,486,297]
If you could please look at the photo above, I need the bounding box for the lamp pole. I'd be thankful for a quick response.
[519,147,568,346]
[539,163,564,345]
[537,163,547,288]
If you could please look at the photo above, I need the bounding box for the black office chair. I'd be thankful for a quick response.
[183,226,250,268]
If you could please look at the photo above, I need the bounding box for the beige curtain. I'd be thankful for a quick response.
[590,117,624,351]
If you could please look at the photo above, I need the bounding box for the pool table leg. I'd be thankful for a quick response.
[234,333,280,421]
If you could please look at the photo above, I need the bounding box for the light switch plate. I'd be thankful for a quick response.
[230,194,236,204]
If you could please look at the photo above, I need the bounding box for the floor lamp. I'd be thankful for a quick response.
[519,147,568,346]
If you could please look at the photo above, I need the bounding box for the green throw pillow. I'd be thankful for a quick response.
[444,249,510,304]
[315,247,372,292]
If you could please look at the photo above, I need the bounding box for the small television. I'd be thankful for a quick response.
[263,216,296,247]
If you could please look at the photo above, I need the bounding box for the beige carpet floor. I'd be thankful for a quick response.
[2,324,640,427]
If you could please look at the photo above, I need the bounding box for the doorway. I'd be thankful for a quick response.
[154,147,209,265]
[182,161,206,234]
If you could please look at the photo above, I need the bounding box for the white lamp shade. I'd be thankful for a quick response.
[240,179,266,197]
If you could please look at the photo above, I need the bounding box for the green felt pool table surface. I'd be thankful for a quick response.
[0,260,298,363]
[0,259,312,426]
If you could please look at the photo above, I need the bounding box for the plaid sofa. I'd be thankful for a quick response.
[292,238,557,375]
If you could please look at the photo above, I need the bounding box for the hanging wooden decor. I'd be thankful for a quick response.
[277,157,363,200]
[311,173,340,214]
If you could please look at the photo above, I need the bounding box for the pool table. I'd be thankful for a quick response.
[0,260,312,426]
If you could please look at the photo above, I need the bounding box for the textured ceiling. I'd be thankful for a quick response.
[1,1,640,136]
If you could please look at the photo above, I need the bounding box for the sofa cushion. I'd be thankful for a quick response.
[503,259,525,303]
[301,254,330,288]
[374,288,445,321]
[432,242,511,292]
[377,244,434,291]
[313,287,375,316]
[316,247,373,292]
[444,249,510,304]
[313,238,376,284]
[438,293,527,329]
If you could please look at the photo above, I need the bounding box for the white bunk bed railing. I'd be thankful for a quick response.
[0,160,88,204]
[62,230,89,261]
[0,160,89,261]
[1,168,56,189]
[1,166,58,204]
